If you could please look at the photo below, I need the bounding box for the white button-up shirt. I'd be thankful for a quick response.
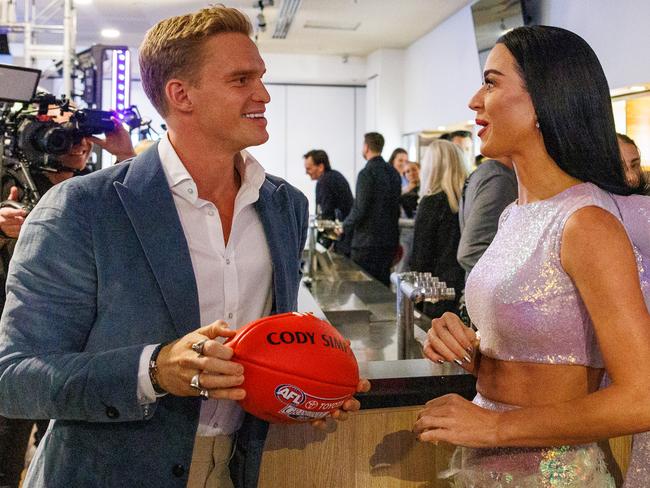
[137,134,273,436]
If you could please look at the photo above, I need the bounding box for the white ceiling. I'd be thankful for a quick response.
[62,0,472,56]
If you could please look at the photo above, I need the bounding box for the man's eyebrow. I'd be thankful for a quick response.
[225,68,266,78]
[483,69,505,78]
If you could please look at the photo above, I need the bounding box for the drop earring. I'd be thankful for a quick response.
[535,121,540,129]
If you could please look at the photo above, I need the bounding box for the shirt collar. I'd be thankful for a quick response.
[158,133,266,207]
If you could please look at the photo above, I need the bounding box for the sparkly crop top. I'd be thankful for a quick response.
[465,182,650,367]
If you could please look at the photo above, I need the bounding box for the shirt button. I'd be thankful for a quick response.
[228,313,233,319]
[187,188,194,194]
[208,210,215,216]
[226,259,230,265]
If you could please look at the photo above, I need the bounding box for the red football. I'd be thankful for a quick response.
[225,312,360,424]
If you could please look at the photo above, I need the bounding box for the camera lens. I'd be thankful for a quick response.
[36,125,73,155]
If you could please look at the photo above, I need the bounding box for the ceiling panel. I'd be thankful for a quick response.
[62,0,472,56]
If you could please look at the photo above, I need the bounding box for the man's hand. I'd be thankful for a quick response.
[0,187,26,238]
[310,378,371,429]
[155,320,246,401]
[88,118,136,163]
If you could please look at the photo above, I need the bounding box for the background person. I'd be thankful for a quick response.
[399,161,420,218]
[342,132,401,286]
[449,130,474,170]
[410,140,466,318]
[387,147,409,188]
[456,155,517,279]
[617,133,646,190]
[303,149,353,254]
[414,25,650,487]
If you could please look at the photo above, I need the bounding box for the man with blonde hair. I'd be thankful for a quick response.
[0,6,365,487]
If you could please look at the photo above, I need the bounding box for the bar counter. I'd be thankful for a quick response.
[258,252,632,487]
[258,253,476,487]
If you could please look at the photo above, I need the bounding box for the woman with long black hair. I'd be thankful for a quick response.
[414,25,650,487]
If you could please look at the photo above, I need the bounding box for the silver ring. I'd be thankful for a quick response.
[191,339,208,356]
[190,373,201,390]
[199,388,209,400]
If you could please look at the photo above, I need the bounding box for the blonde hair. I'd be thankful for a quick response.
[419,139,468,212]
[139,6,252,116]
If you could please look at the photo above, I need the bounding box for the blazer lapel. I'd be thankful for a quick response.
[114,146,200,337]
[256,178,292,314]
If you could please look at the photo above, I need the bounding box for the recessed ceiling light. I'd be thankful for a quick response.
[629,85,646,93]
[437,126,446,131]
[101,28,120,39]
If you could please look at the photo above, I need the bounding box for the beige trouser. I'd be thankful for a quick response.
[187,434,234,488]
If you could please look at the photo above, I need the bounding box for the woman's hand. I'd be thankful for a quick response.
[413,393,500,447]
[423,312,479,375]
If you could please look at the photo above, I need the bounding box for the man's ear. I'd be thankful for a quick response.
[165,78,193,114]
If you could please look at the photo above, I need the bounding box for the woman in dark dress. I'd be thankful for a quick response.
[410,139,467,318]
[400,161,420,218]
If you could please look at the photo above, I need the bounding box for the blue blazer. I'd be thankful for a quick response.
[0,145,308,487]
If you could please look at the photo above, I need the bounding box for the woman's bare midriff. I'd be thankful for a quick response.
[476,355,604,407]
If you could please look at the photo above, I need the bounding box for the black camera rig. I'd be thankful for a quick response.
[0,64,116,212]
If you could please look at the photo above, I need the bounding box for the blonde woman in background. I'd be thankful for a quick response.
[410,139,467,318]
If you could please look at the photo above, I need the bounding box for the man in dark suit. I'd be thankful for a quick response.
[0,6,365,488]
[304,149,353,223]
[342,132,401,286]
[303,149,353,254]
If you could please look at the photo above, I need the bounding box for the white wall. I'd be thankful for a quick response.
[247,85,365,214]
[364,49,405,157]
[402,6,482,134]
[262,52,366,86]
[536,0,650,90]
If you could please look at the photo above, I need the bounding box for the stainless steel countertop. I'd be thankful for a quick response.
[299,252,476,408]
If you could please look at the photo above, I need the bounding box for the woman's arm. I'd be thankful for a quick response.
[415,206,650,447]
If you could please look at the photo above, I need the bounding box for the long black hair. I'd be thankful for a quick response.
[497,26,643,195]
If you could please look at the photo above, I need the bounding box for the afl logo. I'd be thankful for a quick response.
[274,384,306,406]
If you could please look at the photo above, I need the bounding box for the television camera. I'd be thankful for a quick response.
[0,64,117,212]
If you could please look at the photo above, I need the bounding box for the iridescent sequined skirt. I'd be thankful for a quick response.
[439,393,615,487]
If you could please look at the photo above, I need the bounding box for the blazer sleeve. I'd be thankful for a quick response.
[0,181,149,423]
[457,172,517,274]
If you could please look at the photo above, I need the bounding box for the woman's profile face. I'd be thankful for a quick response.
[468,43,538,159]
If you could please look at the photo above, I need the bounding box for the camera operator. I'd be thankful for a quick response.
[0,104,135,488]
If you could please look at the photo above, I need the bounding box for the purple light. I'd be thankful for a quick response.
[112,49,129,117]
